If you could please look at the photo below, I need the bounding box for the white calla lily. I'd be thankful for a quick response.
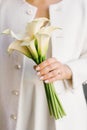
[26,17,49,37]
[39,26,59,36]
[2,18,58,62]
[2,29,10,34]
[8,40,32,58]
[21,39,38,63]
[2,29,29,41]
[35,33,50,58]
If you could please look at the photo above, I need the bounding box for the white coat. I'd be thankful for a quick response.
[0,0,87,130]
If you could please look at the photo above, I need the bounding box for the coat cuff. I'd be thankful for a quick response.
[63,59,87,92]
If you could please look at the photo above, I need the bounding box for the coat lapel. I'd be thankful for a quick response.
[49,0,84,63]
[49,1,65,62]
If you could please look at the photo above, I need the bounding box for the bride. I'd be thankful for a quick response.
[0,0,87,130]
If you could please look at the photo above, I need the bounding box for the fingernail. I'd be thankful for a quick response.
[37,72,40,76]
[45,80,49,83]
[40,76,44,80]
[36,66,40,71]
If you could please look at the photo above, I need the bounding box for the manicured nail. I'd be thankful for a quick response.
[37,72,40,76]
[45,80,49,83]
[36,66,40,70]
[40,76,44,80]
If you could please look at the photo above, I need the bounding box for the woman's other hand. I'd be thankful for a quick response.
[34,57,72,83]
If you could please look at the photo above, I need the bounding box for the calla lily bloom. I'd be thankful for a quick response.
[7,40,32,58]
[21,39,39,63]
[26,17,49,37]
[35,33,50,59]
[2,29,27,41]
[2,18,57,62]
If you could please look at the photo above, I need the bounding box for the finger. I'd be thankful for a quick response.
[35,57,57,71]
[37,62,61,76]
[39,69,59,80]
[44,72,62,83]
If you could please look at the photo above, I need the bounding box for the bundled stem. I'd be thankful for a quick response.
[36,55,66,120]
[44,82,66,119]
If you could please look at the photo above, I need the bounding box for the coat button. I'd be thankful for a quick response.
[12,90,19,96]
[10,114,17,120]
[16,64,21,69]
[26,9,33,15]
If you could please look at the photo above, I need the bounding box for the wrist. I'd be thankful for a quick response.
[64,64,72,80]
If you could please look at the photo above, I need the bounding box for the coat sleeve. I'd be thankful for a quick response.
[66,56,87,90]
[64,36,87,91]
[63,0,87,91]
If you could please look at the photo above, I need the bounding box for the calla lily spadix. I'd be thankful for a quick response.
[2,17,66,120]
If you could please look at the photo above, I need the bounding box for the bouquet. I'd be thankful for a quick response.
[2,17,66,119]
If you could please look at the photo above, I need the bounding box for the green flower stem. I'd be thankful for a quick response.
[50,84,60,119]
[50,83,63,119]
[45,83,59,119]
[44,83,53,116]
[55,91,66,116]
[50,83,64,118]
[49,83,59,119]
[48,83,57,118]
[45,83,56,117]
[51,83,66,116]
[44,82,66,119]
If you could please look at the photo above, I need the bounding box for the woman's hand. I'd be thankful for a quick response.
[34,57,72,83]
